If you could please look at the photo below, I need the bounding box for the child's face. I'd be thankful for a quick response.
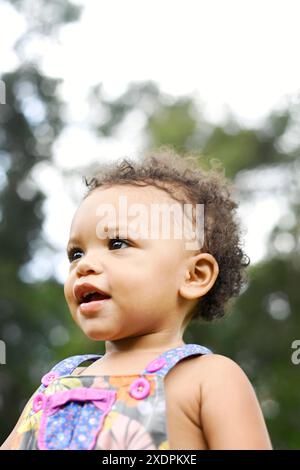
[64,184,200,342]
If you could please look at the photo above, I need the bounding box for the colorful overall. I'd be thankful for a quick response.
[14,343,212,450]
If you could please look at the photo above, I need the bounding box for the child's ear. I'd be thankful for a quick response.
[179,253,219,301]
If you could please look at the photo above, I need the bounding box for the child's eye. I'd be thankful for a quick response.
[108,238,130,250]
[67,247,83,262]
[67,238,130,261]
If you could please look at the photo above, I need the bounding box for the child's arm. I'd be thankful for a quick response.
[0,390,37,450]
[199,354,272,449]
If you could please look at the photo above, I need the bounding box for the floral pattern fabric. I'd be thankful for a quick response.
[14,344,212,450]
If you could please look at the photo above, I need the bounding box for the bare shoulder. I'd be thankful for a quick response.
[194,353,251,383]
[166,352,248,386]
[190,353,273,450]
[193,353,261,414]
[194,352,245,369]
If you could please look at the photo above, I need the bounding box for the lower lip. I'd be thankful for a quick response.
[79,298,111,315]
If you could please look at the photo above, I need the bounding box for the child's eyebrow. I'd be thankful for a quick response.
[66,237,81,250]
[66,225,138,250]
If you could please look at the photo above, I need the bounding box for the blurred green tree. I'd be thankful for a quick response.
[0,0,93,444]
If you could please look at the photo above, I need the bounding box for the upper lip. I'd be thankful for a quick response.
[74,282,111,304]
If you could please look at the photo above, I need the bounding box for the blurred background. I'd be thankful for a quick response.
[0,0,300,449]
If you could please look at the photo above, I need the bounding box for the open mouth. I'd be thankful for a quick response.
[80,292,111,304]
[77,289,111,315]
[73,283,112,315]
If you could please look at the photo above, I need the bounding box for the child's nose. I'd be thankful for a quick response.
[76,254,103,276]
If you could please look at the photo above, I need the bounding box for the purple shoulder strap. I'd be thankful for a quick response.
[142,343,212,377]
[37,354,102,393]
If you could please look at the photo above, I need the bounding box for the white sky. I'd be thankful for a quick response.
[1,0,299,283]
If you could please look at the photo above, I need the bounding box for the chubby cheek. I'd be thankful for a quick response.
[64,276,75,310]
[117,263,175,309]
[147,258,181,303]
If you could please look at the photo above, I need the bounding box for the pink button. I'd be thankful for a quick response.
[32,393,46,412]
[145,357,167,373]
[41,371,59,387]
[129,378,150,400]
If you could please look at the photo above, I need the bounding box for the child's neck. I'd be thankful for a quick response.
[104,334,185,360]
[80,337,186,376]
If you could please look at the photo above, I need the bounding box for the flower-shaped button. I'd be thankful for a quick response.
[41,371,60,387]
[129,378,150,400]
[145,357,167,373]
[32,393,46,413]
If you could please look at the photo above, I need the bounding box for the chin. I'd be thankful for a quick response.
[82,328,116,341]
[80,328,105,341]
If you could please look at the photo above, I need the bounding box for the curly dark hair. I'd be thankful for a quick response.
[83,147,250,323]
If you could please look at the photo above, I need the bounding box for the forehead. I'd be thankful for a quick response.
[69,184,200,251]
[71,184,180,226]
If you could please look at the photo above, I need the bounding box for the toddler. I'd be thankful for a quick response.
[1,149,272,450]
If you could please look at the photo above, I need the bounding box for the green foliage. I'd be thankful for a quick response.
[147,99,198,150]
[9,0,82,35]
[0,0,91,444]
